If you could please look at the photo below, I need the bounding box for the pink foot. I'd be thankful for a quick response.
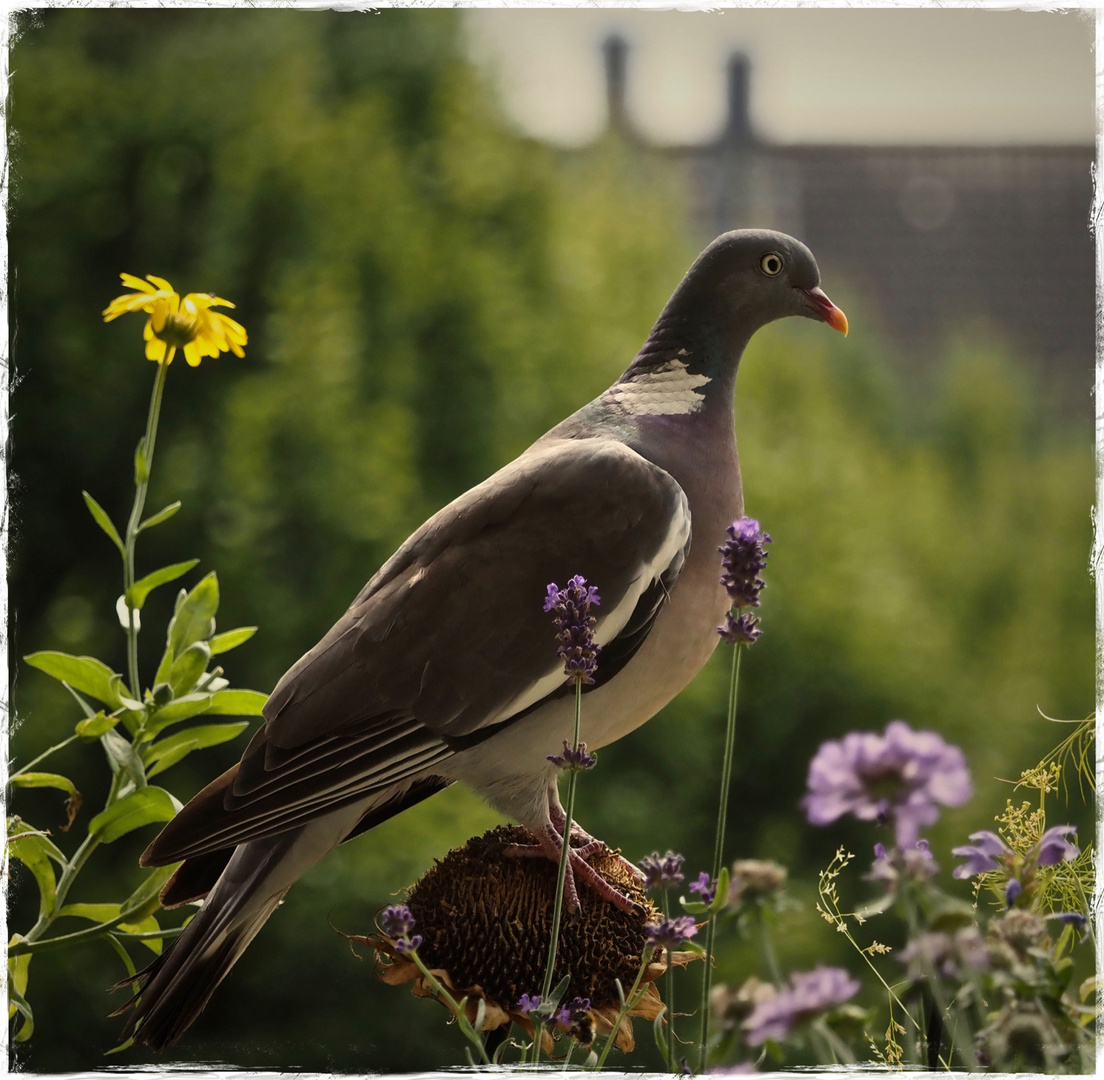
[503,824,641,914]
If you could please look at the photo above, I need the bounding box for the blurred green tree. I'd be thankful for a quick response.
[7,7,1092,1073]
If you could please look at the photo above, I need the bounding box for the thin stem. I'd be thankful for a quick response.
[663,888,676,1070]
[753,904,782,986]
[592,952,652,1070]
[537,679,584,1067]
[123,356,170,698]
[408,951,492,1066]
[10,734,79,779]
[698,643,742,1071]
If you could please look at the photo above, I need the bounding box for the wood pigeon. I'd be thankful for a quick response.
[122,229,847,1048]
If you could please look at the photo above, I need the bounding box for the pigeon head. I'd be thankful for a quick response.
[674,229,848,341]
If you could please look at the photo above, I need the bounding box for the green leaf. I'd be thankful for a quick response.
[8,773,82,831]
[57,902,122,923]
[100,729,147,789]
[82,491,124,556]
[75,710,120,741]
[120,864,178,921]
[88,787,178,844]
[167,572,219,657]
[62,682,97,719]
[144,721,249,779]
[24,652,123,708]
[209,626,258,655]
[207,688,268,716]
[134,437,149,484]
[170,641,211,697]
[8,944,33,1039]
[145,692,213,735]
[126,560,200,611]
[154,644,175,689]
[8,830,58,919]
[119,913,163,955]
[8,818,68,865]
[652,1005,670,1066]
[138,501,182,532]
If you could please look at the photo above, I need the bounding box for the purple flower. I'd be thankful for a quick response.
[552,996,592,1027]
[547,740,597,771]
[645,915,699,951]
[717,610,762,646]
[951,831,1011,879]
[689,871,716,905]
[640,850,685,890]
[899,928,988,982]
[1033,825,1079,866]
[545,576,602,684]
[718,518,772,609]
[1049,912,1089,942]
[743,966,860,1046]
[517,993,542,1016]
[802,720,972,847]
[380,904,423,953]
[867,839,938,886]
[1004,877,1023,907]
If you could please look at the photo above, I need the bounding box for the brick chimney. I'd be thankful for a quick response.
[603,34,629,134]
[724,53,753,144]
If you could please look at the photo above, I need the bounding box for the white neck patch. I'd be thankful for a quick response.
[606,356,712,416]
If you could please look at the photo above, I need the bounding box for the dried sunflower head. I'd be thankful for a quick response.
[348,824,699,1056]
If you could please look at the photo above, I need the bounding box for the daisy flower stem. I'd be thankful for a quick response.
[698,643,741,1072]
[122,355,169,700]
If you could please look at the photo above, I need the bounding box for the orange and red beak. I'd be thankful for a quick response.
[802,287,849,336]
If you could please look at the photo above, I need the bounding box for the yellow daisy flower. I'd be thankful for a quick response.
[103,273,247,367]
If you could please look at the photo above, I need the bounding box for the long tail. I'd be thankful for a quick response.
[118,808,360,1050]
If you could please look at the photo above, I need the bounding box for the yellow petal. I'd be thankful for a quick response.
[206,294,236,309]
[119,273,155,292]
[145,274,175,293]
[183,341,203,367]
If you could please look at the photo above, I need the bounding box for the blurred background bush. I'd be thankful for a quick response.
[7,8,1093,1072]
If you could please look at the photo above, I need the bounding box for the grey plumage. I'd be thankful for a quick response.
[121,229,847,1049]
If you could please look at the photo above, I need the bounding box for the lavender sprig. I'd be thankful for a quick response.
[544,575,602,684]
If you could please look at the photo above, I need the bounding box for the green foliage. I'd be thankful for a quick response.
[7,6,1092,1074]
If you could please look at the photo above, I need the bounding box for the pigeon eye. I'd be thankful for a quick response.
[759,252,784,277]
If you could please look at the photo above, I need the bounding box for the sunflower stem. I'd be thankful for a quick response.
[698,643,742,1073]
[122,354,170,699]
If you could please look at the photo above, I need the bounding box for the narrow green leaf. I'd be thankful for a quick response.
[119,914,163,955]
[154,644,175,688]
[8,818,68,864]
[82,491,124,556]
[126,560,200,611]
[145,692,213,735]
[57,902,122,923]
[652,1005,670,1065]
[8,831,58,919]
[75,710,119,741]
[120,864,179,920]
[100,729,147,789]
[7,948,34,1040]
[170,641,211,697]
[134,437,149,484]
[62,682,97,719]
[167,572,219,657]
[138,501,182,532]
[8,773,82,831]
[207,688,268,717]
[208,627,258,655]
[144,721,249,779]
[24,652,123,708]
[88,787,177,844]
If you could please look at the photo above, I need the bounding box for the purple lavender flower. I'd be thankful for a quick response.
[545,575,602,684]
[743,966,860,1046]
[1033,825,1079,866]
[645,915,699,951]
[689,871,716,905]
[1004,878,1023,907]
[516,993,541,1016]
[640,850,685,891]
[552,996,592,1027]
[718,518,772,609]
[867,839,938,886]
[802,720,972,847]
[1049,912,1089,942]
[546,740,597,771]
[951,831,1011,879]
[380,904,423,953]
[717,611,762,646]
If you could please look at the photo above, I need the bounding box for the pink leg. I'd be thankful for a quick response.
[547,808,644,881]
[503,824,641,914]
